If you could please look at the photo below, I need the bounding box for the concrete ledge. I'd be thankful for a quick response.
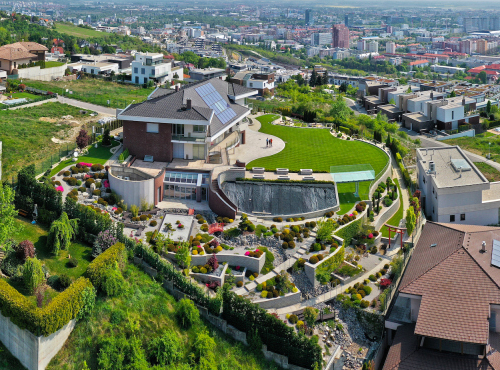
[277,175,290,180]
[190,264,228,286]
[302,176,315,181]
[252,167,265,174]
[164,251,265,273]
[253,174,265,179]
[253,290,301,309]
[300,169,313,175]
[276,168,289,175]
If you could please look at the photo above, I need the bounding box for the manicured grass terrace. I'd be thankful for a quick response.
[474,161,500,182]
[381,179,404,238]
[50,140,120,176]
[54,22,107,38]
[248,114,389,213]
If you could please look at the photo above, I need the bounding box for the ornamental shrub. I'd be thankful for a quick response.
[257,284,263,291]
[261,290,267,298]
[85,179,95,187]
[313,243,321,251]
[68,258,78,268]
[47,212,78,256]
[360,300,370,309]
[289,314,298,324]
[150,220,157,227]
[101,262,126,297]
[23,257,44,294]
[369,274,376,282]
[363,286,372,295]
[309,255,319,264]
[282,242,288,249]
[15,240,35,261]
[176,298,199,329]
[148,330,182,366]
[207,254,219,270]
[59,274,72,289]
[92,230,118,257]
[140,214,148,221]
[200,267,207,274]
[192,249,198,255]
[237,281,243,287]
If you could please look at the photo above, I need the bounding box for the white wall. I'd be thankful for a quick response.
[0,311,76,370]
[108,169,155,208]
[17,65,66,81]
[437,207,499,225]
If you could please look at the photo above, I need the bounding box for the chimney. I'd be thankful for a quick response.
[462,97,466,106]
[187,99,192,109]
[430,92,434,99]
[175,85,179,92]
[482,241,486,252]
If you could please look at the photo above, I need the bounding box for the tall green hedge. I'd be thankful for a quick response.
[0,277,94,337]
[316,246,345,283]
[86,242,126,289]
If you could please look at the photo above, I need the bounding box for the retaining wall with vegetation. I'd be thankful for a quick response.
[253,291,302,309]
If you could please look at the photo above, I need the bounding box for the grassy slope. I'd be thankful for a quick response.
[381,179,404,238]
[12,217,92,280]
[47,263,281,370]
[0,102,85,180]
[248,114,389,213]
[474,161,500,182]
[54,22,107,38]
[442,132,500,162]
[0,341,26,370]
[50,140,120,176]
[23,79,154,109]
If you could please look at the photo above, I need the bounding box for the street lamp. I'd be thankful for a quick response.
[489,142,492,159]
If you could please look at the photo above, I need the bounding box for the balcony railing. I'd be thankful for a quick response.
[171,135,205,143]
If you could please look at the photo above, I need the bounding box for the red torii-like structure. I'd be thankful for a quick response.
[384,224,406,249]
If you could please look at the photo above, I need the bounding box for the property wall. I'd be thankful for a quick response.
[17,65,66,81]
[436,129,475,141]
[0,311,76,370]
[437,207,499,226]
[253,291,301,309]
[108,167,155,208]
[122,120,173,162]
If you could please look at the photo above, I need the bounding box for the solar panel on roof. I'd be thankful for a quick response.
[195,83,237,125]
[492,240,500,268]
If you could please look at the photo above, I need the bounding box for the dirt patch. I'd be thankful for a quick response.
[40,117,57,123]
[51,137,71,144]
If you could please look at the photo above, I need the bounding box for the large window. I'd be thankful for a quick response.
[141,68,145,75]
[134,67,138,73]
[193,144,205,160]
[147,123,159,133]
[193,125,206,133]
[172,124,184,136]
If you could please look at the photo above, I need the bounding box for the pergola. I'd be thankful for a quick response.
[330,164,375,197]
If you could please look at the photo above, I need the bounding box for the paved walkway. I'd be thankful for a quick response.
[57,96,116,116]
[7,97,57,110]
[228,114,285,165]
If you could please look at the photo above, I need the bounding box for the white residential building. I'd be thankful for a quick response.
[386,41,396,54]
[357,39,366,51]
[131,52,183,85]
[81,62,119,75]
[417,146,500,225]
[368,41,379,53]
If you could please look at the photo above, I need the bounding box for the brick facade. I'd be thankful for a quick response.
[123,120,173,162]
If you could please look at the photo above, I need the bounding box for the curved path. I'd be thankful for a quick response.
[228,114,285,165]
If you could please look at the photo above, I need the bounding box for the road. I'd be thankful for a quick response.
[344,96,367,116]
[57,95,117,116]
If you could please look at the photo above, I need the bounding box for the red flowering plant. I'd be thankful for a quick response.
[380,278,392,290]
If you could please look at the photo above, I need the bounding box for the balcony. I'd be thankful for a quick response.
[171,135,206,143]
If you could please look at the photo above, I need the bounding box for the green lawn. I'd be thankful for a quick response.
[50,140,120,176]
[381,179,404,237]
[45,61,66,68]
[9,92,44,101]
[54,22,107,38]
[475,161,500,182]
[248,114,389,213]
[443,133,500,162]
[46,263,282,370]
[12,217,92,280]
[0,102,86,180]
[23,78,154,109]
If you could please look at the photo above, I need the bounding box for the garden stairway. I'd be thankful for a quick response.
[210,179,237,211]
[0,249,4,264]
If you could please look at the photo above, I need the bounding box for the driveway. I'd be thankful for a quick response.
[57,96,116,116]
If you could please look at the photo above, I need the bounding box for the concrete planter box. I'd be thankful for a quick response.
[227,266,247,283]
[300,169,313,175]
[253,174,265,179]
[276,168,289,175]
[190,264,228,286]
[304,245,345,287]
[277,175,290,180]
[254,290,301,309]
[165,251,265,274]
[252,167,265,174]
[302,176,315,181]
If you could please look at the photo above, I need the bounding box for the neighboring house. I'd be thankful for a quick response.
[383,221,500,370]
[189,68,226,81]
[408,59,429,70]
[0,42,48,74]
[81,62,119,75]
[416,146,500,225]
[51,46,64,55]
[131,52,183,85]
[231,71,275,96]
[117,77,257,162]
[329,74,362,88]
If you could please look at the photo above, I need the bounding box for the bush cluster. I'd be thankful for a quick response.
[86,243,126,289]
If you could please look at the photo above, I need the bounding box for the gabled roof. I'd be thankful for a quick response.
[383,324,494,370]
[398,222,500,345]
[118,78,254,137]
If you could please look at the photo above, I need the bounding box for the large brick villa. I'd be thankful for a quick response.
[117,77,257,162]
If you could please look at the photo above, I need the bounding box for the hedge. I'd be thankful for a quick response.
[335,217,363,246]
[222,289,322,369]
[0,277,94,337]
[86,242,126,289]
[236,178,335,185]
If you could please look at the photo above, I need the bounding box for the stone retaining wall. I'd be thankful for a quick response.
[17,65,66,81]
[0,311,75,370]
[373,194,401,231]
[190,264,228,286]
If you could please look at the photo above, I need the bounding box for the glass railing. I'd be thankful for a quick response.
[171,135,205,142]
